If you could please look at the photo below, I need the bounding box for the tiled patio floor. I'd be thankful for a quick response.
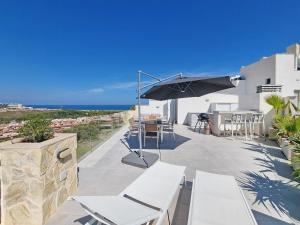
[47,125,300,225]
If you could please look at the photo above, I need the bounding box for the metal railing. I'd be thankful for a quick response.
[256,85,282,93]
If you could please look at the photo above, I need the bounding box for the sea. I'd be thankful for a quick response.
[25,105,133,111]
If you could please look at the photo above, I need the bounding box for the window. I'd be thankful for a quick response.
[265,78,271,84]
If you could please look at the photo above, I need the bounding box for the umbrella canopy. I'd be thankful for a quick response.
[141,76,235,101]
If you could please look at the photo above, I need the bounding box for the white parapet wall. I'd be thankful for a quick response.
[177,80,245,125]
[177,92,239,125]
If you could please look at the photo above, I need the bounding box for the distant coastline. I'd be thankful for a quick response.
[25,105,133,111]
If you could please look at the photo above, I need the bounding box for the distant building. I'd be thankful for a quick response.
[0,103,8,108]
[7,103,23,109]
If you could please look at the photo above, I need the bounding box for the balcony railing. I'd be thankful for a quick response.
[256,85,282,93]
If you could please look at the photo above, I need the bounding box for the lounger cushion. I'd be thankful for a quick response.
[121,161,186,210]
[188,171,257,225]
[73,196,160,225]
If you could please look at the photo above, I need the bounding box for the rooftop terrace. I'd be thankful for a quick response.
[46,125,300,225]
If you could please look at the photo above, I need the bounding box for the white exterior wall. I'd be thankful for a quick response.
[239,56,276,111]
[137,99,176,121]
[177,92,238,124]
[241,56,276,94]
[239,45,300,128]
[275,54,300,97]
[176,80,245,124]
[139,100,166,116]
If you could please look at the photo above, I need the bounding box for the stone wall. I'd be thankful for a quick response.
[113,110,135,123]
[0,133,77,225]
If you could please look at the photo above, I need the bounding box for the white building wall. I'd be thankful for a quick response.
[177,92,238,124]
[137,99,176,121]
[239,44,300,128]
[240,56,276,93]
[176,79,245,124]
[275,54,300,97]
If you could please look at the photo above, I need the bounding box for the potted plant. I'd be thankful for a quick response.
[290,134,300,170]
[292,169,300,182]
[265,95,285,115]
[265,95,285,141]
[274,116,300,160]
[274,115,291,145]
[0,117,78,225]
[18,117,54,142]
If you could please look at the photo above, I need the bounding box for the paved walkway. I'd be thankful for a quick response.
[47,125,300,225]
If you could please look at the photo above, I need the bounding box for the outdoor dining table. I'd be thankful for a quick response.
[141,119,167,143]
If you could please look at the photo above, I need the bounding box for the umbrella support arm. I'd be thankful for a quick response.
[137,71,182,155]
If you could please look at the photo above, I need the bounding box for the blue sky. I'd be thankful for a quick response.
[0,0,299,105]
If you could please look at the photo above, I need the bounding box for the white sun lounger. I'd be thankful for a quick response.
[188,170,258,225]
[73,161,186,225]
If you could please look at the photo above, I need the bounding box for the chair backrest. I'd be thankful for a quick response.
[251,113,264,123]
[129,117,134,124]
[231,113,246,123]
[145,124,159,132]
[149,114,158,120]
[129,117,138,127]
[121,161,186,210]
[161,116,167,121]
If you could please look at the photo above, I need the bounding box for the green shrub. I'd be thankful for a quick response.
[289,133,300,153]
[292,169,300,182]
[275,115,300,137]
[275,115,292,137]
[19,118,54,142]
[265,95,285,115]
[0,109,120,124]
[63,122,102,142]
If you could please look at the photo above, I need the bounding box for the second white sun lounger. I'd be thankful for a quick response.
[188,170,258,225]
[73,161,186,225]
[121,160,186,225]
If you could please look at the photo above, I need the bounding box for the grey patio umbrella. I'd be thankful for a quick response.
[141,76,235,100]
[122,72,236,168]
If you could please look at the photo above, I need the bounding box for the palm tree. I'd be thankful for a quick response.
[265,95,285,115]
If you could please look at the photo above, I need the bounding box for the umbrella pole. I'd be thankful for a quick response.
[122,70,183,168]
[137,70,143,158]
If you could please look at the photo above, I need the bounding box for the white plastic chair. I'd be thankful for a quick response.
[128,117,139,139]
[249,113,265,139]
